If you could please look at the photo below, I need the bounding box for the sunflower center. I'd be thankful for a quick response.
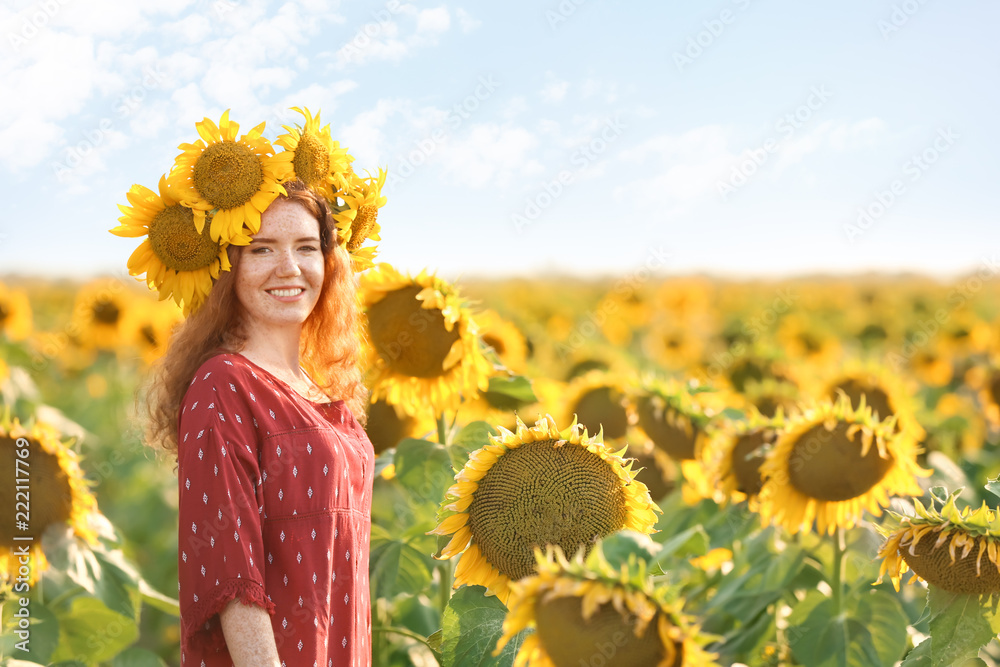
[148,204,222,272]
[989,373,1000,408]
[468,439,628,581]
[903,529,1000,595]
[573,386,629,440]
[731,431,771,496]
[0,435,74,543]
[833,379,893,422]
[192,141,264,210]
[0,302,8,323]
[140,324,157,347]
[292,133,330,189]
[347,205,378,251]
[92,299,120,325]
[637,397,698,461]
[787,422,894,501]
[367,285,460,378]
[364,399,413,455]
[482,333,506,356]
[534,595,679,667]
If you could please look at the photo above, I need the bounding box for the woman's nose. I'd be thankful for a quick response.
[276,249,301,276]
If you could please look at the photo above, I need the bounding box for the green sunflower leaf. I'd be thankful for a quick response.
[481,375,537,411]
[787,590,883,667]
[394,437,454,507]
[49,596,138,664]
[440,585,525,667]
[370,524,433,599]
[985,475,1000,501]
[926,587,1000,667]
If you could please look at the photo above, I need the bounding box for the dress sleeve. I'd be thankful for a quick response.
[177,362,274,653]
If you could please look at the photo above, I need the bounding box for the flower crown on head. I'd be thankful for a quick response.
[110,107,386,315]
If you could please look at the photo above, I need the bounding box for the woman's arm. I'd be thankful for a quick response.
[219,600,281,667]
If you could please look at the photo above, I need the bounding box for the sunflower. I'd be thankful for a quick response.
[430,415,660,603]
[364,397,436,455]
[877,490,1000,596]
[335,168,386,272]
[634,379,717,462]
[361,264,493,416]
[757,394,929,535]
[167,110,292,243]
[561,371,637,443]
[741,378,800,419]
[70,280,138,352]
[822,360,926,451]
[477,309,529,373]
[495,545,718,667]
[120,297,184,365]
[703,409,786,506]
[273,106,353,198]
[0,282,33,342]
[110,175,235,314]
[0,416,99,584]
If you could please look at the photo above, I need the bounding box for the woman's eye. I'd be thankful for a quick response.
[251,246,270,254]
[300,245,318,252]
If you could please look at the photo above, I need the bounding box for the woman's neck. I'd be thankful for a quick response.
[238,323,303,378]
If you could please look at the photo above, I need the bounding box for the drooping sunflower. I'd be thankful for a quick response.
[634,378,718,462]
[0,417,99,583]
[561,370,637,443]
[167,110,292,243]
[877,490,1000,596]
[364,397,436,455]
[757,394,929,535]
[361,264,493,416]
[335,168,386,272]
[495,545,718,667]
[0,282,33,342]
[70,280,138,352]
[430,415,660,603]
[703,409,786,506]
[273,106,353,199]
[110,175,235,314]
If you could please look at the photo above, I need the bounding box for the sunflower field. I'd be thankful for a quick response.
[4,267,1000,667]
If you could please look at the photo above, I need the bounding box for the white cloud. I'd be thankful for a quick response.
[455,8,481,32]
[331,5,452,68]
[435,123,542,189]
[775,117,886,171]
[541,79,569,104]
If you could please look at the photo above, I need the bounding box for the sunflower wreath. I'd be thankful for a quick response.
[110,107,385,315]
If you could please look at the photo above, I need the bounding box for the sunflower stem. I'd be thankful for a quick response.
[371,625,434,648]
[832,525,846,616]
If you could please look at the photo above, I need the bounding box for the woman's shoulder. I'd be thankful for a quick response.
[183,353,269,403]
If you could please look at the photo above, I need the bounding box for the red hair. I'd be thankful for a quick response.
[143,181,368,458]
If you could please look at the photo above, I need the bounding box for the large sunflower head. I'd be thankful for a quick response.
[120,297,184,365]
[495,545,718,667]
[430,415,661,603]
[167,110,292,243]
[361,264,493,416]
[0,416,99,584]
[877,490,1000,596]
[757,394,930,535]
[274,106,353,198]
[110,175,235,314]
[0,282,33,342]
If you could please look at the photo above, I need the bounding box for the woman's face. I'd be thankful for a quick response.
[235,198,326,332]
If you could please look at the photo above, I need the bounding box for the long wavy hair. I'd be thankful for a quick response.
[143,180,368,459]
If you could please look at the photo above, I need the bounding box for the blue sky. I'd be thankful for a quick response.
[1,0,997,281]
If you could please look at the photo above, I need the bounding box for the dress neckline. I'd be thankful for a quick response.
[229,352,344,408]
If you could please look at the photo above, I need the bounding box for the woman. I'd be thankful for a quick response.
[145,180,373,666]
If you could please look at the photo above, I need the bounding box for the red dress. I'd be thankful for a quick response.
[177,353,374,666]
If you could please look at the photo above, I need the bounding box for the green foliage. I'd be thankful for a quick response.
[917,588,1000,666]
[480,376,537,411]
[438,586,524,667]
